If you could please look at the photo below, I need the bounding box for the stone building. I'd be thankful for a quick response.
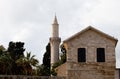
[63,26,118,79]
[50,16,119,79]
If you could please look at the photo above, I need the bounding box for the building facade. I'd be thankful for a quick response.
[50,16,119,79]
[63,26,118,79]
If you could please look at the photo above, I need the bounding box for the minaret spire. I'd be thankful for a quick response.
[51,15,59,37]
[53,15,58,24]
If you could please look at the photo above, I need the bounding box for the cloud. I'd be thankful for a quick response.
[12,27,31,41]
[78,0,120,26]
[0,0,120,66]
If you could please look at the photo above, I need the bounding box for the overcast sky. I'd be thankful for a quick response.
[0,0,120,67]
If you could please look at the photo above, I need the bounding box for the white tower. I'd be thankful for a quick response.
[50,15,61,65]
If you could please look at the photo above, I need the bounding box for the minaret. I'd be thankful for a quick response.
[50,15,61,65]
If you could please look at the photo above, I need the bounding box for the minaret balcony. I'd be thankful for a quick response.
[50,37,61,43]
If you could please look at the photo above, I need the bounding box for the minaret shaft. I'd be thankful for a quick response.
[52,24,59,37]
[50,37,61,64]
[50,16,61,65]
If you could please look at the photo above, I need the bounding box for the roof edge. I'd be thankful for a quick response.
[63,26,118,46]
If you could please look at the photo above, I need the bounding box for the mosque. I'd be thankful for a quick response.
[50,16,120,79]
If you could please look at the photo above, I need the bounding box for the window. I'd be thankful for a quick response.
[78,48,86,62]
[97,48,105,62]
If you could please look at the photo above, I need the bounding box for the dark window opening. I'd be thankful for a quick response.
[97,48,105,62]
[78,48,86,62]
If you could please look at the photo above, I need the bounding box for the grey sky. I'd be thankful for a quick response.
[0,0,120,67]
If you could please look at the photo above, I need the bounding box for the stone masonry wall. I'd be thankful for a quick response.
[67,62,115,79]
[115,69,120,79]
[66,30,116,79]
[56,63,67,76]
[0,75,66,79]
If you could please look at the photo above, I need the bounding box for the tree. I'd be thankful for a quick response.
[0,45,6,56]
[7,41,25,75]
[43,43,50,68]
[16,52,39,75]
[40,43,51,76]
[0,42,40,75]
[0,53,13,74]
[7,41,25,61]
[40,42,67,76]
[60,44,66,63]
[0,45,13,74]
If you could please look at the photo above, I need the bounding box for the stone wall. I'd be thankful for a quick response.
[115,69,120,79]
[64,30,117,79]
[66,30,116,63]
[67,62,115,79]
[0,75,66,79]
[56,63,67,76]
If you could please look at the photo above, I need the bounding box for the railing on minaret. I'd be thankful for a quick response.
[50,15,61,66]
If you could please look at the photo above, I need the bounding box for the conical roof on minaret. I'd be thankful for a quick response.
[53,15,58,24]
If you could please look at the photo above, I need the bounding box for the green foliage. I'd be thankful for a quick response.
[8,41,25,60]
[0,52,13,74]
[40,64,51,76]
[51,68,57,76]
[60,44,66,54]
[51,60,62,76]
[6,41,26,75]
[0,41,39,75]
[0,41,67,75]
[0,45,6,55]
[60,44,66,63]
[41,43,51,76]
[43,43,50,67]
[35,65,44,76]
[60,53,66,63]
[16,52,39,75]
[0,45,6,51]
